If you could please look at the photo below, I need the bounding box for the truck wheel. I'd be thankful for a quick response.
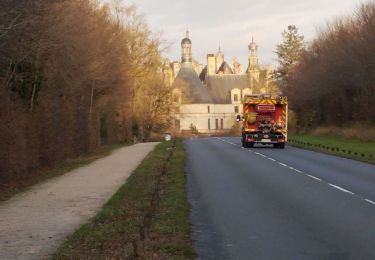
[279,143,285,149]
[273,144,279,148]
[248,142,254,148]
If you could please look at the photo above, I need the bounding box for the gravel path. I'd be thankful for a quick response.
[0,142,158,260]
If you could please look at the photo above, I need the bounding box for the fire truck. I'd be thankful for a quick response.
[237,94,288,149]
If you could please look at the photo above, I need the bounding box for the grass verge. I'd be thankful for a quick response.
[0,143,125,202]
[54,139,195,259]
[289,134,375,164]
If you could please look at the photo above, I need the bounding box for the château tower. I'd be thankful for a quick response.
[248,37,259,70]
[246,37,260,83]
[181,30,192,63]
[216,45,224,71]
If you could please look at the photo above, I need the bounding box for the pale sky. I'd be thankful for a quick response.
[131,0,364,68]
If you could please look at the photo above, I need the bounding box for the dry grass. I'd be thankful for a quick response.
[310,125,375,141]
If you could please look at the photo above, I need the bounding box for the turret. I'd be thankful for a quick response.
[248,37,259,70]
[246,37,260,76]
[181,30,192,63]
[216,45,224,71]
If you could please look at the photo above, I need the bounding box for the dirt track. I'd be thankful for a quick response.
[0,142,158,260]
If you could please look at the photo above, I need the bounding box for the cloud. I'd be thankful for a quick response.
[133,0,361,67]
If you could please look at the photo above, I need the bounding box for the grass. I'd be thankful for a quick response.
[145,140,196,259]
[54,139,195,259]
[0,143,126,201]
[288,134,375,164]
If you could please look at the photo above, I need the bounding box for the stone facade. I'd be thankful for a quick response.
[163,30,278,134]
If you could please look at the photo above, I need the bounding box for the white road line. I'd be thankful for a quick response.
[364,199,375,205]
[328,184,355,195]
[217,138,238,147]
[306,174,322,181]
[217,137,373,207]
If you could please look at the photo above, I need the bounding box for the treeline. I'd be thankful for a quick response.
[0,1,170,181]
[285,2,375,130]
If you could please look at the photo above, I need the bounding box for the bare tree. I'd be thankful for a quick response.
[286,1,375,131]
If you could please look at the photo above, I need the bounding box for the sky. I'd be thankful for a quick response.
[131,0,365,68]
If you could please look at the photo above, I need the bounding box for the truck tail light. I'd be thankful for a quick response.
[247,137,254,142]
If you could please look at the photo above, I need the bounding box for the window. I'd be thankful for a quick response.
[234,94,239,102]
[215,119,219,129]
[208,118,211,130]
[234,106,239,113]
[175,119,180,130]
[207,105,210,113]
[173,93,179,103]
[220,119,224,129]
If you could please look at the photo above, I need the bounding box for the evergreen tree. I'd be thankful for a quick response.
[275,25,305,89]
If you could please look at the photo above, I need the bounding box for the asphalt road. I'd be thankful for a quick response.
[185,137,375,260]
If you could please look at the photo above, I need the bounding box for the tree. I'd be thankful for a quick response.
[285,2,375,130]
[110,3,171,140]
[275,25,305,90]
[0,0,136,180]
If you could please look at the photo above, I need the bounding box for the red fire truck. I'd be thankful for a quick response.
[237,94,288,148]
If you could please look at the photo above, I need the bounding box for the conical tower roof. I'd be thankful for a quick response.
[173,63,213,103]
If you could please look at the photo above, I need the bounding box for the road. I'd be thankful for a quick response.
[185,137,375,260]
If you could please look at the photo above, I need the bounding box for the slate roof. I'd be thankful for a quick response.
[199,65,207,82]
[181,37,191,44]
[173,63,213,103]
[173,63,267,104]
[205,75,251,103]
[217,61,234,74]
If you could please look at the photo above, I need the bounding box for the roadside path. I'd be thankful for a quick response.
[0,142,158,260]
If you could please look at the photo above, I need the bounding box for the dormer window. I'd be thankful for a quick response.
[231,88,241,104]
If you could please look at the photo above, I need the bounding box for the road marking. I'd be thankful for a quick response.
[254,152,267,157]
[328,184,355,195]
[306,174,321,181]
[216,137,375,207]
[364,199,375,205]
